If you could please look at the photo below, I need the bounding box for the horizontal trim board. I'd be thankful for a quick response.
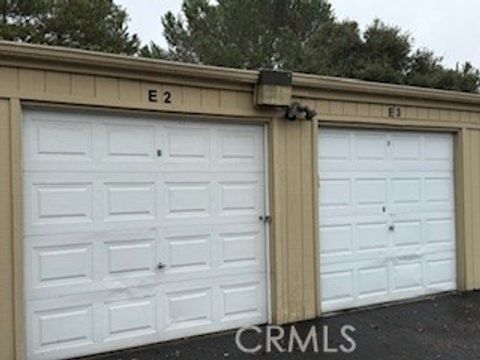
[1,42,480,110]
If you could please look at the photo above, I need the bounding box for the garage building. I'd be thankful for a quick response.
[1,41,480,359]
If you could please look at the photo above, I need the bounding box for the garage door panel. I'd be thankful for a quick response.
[160,274,267,341]
[160,123,264,173]
[103,180,157,222]
[319,178,351,212]
[391,134,422,163]
[26,230,160,300]
[27,290,162,360]
[424,134,453,166]
[101,121,157,163]
[161,173,263,226]
[23,114,265,173]
[215,126,264,172]
[100,175,158,226]
[319,128,456,312]
[26,240,94,298]
[24,110,267,359]
[162,285,214,334]
[163,176,212,221]
[25,173,164,235]
[426,216,455,245]
[98,229,159,290]
[319,224,353,258]
[23,112,158,173]
[390,177,422,209]
[357,221,389,252]
[102,296,159,342]
[319,131,391,172]
[319,174,391,217]
[425,176,454,208]
[320,265,355,312]
[354,132,389,162]
[392,220,422,248]
[389,132,453,171]
[391,260,424,295]
[318,129,352,163]
[24,114,94,167]
[162,229,213,277]
[356,177,387,212]
[391,213,456,253]
[24,173,95,235]
[218,224,266,272]
[218,174,264,218]
[27,268,267,358]
[160,223,265,282]
[218,277,267,324]
[425,253,456,291]
[162,123,212,167]
[27,297,96,359]
[357,265,389,300]
[102,237,158,280]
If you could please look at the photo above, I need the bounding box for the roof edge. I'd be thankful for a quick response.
[1,41,480,106]
[294,73,480,106]
[0,41,259,85]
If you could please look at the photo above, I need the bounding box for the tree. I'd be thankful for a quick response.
[0,1,51,43]
[140,0,333,69]
[145,0,479,93]
[302,20,363,78]
[0,0,139,55]
[355,19,411,84]
[139,41,171,59]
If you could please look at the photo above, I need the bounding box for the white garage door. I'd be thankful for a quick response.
[23,110,268,359]
[318,128,456,313]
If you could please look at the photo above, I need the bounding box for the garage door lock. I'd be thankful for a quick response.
[259,215,272,223]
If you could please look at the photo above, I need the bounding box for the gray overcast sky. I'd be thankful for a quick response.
[116,0,480,68]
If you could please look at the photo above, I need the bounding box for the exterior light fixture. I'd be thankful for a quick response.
[255,70,317,121]
[285,102,318,121]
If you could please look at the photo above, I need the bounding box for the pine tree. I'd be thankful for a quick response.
[0,0,139,55]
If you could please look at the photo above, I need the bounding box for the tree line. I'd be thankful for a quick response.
[1,0,479,93]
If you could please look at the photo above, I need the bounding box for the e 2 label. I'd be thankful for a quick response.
[148,89,173,104]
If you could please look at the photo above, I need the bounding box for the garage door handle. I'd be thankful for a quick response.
[157,262,167,270]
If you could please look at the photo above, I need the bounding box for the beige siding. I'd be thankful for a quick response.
[297,97,480,128]
[457,128,480,290]
[0,67,263,118]
[270,117,317,323]
[0,99,15,359]
[10,99,25,360]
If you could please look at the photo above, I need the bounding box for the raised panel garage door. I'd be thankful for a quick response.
[23,110,267,359]
[318,128,456,313]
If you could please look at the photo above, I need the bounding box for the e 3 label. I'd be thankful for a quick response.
[388,106,402,119]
